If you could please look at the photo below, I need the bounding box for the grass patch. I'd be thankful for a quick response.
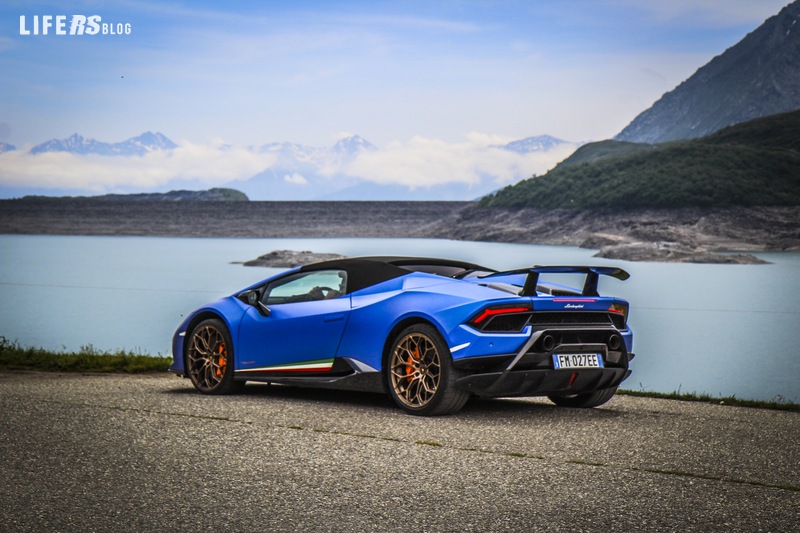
[618,388,800,412]
[0,337,170,373]
[415,440,443,447]
[504,451,528,458]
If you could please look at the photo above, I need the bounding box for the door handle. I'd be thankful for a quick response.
[323,313,345,322]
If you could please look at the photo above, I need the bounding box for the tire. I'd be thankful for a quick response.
[548,387,617,408]
[186,318,244,395]
[387,324,469,416]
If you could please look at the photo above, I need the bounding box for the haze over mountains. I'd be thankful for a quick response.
[2,131,576,201]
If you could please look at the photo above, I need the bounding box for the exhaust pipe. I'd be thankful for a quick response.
[541,334,556,352]
[608,334,621,351]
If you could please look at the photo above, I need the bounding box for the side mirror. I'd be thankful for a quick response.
[240,290,271,317]
[245,290,259,306]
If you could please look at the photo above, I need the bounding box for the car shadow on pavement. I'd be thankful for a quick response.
[460,396,625,421]
[163,380,625,420]
[163,380,397,410]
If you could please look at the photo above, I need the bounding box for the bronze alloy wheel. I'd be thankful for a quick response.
[187,322,230,393]
[390,331,443,409]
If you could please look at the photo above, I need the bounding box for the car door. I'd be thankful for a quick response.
[236,269,350,372]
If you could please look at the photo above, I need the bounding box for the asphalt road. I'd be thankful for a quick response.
[1,372,797,532]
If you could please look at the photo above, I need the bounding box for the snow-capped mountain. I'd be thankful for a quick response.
[121,131,177,153]
[255,135,375,163]
[230,135,380,200]
[332,134,377,155]
[256,141,321,159]
[227,133,577,201]
[0,141,15,154]
[30,132,176,156]
[6,131,576,200]
[496,135,568,154]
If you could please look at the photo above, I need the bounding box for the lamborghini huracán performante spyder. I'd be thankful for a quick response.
[170,257,634,416]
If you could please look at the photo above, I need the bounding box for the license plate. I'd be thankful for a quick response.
[552,353,604,369]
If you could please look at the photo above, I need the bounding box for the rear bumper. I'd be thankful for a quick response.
[452,325,633,398]
[456,366,631,397]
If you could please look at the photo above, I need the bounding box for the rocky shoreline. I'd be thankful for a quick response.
[0,199,797,264]
[428,204,799,264]
[592,242,769,264]
[236,250,347,268]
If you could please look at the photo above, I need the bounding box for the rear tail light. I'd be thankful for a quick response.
[468,304,533,332]
[608,302,629,328]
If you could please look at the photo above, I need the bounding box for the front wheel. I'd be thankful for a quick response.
[548,387,617,408]
[387,324,469,416]
[186,318,244,395]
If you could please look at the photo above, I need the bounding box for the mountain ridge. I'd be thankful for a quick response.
[615,0,800,143]
[30,131,176,156]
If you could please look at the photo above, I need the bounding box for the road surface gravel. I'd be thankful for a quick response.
[0,371,797,532]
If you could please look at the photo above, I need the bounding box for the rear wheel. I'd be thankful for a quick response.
[186,319,244,395]
[548,387,617,408]
[387,324,469,416]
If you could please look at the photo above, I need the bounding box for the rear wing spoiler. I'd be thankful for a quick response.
[478,266,630,297]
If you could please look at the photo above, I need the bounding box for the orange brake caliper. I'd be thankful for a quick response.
[215,343,227,378]
[406,347,419,382]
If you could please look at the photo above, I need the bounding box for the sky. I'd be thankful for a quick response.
[0,0,791,195]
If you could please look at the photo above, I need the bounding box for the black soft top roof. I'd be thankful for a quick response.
[300,256,493,294]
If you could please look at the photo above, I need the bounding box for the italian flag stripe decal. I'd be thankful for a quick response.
[238,358,334,373]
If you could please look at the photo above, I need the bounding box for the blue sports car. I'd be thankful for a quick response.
[170,257,634,415]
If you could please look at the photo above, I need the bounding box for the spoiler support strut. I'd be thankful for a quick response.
[480,266,630,297]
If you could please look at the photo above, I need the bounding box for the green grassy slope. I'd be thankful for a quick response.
[482,110,800,209]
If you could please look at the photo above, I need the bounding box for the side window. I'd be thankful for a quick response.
[262,270,347,306]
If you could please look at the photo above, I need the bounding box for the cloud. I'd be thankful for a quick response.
[0,135,577,196]
[283,173,308,186]
[342,136,577,189]
[0,143,276,192]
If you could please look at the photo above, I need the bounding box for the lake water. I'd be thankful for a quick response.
[1,234,798,402]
